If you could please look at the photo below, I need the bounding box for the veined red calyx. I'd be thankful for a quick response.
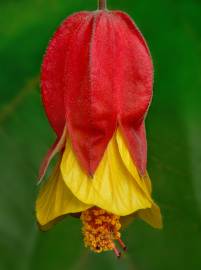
[41,9,153,178]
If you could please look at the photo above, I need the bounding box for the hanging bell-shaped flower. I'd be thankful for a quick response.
[36,0,162,257]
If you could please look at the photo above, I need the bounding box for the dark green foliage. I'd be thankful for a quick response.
[0,1,201,269]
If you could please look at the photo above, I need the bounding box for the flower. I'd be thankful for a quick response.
[36,6,162,257]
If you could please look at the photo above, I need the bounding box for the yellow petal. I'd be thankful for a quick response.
[117,129,162,228]
[120,201,162,230]
[36,160,91,227]
[61,131,152,216]
[138,203,163,229]
[116,129,152,197]
[137,170,162,228]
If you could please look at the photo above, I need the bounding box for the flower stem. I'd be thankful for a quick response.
[98,0,107,10]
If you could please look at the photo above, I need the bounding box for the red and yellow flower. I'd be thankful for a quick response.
[36,2,162,257]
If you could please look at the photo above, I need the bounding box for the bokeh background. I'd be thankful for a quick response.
[0,0,201,269]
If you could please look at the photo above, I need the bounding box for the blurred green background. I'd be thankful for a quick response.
[0,0,201,269]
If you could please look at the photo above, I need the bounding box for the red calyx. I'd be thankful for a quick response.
[41,10,153,176]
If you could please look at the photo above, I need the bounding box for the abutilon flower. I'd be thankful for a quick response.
[36,0,162,257]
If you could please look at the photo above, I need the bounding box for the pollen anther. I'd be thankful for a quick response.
[81,207,125,256]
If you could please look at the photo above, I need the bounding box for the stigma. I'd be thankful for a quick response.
[81,207,127,257]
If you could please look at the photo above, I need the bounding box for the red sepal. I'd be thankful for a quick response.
[41,10,153,175]
[38,126,67,183]
[41,12,91,137]
[112,11,153,175]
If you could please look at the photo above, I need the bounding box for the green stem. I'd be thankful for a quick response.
[98,0,107,10]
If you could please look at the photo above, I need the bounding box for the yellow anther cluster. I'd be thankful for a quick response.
[81,207,121,253]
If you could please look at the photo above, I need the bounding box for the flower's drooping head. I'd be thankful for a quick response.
[40,8,153,179]
[37,2,162,257]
